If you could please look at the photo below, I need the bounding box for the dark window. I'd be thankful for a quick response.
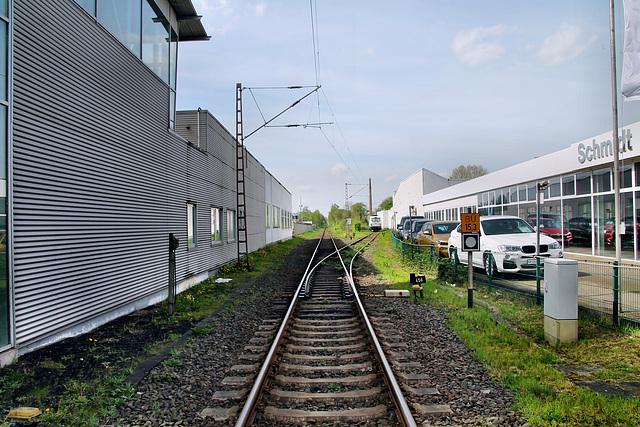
[576,172,591,195]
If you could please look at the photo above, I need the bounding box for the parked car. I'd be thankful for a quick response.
[567,217,607,245]
[604,217,640,247]
[397,215,423,236]
[448,215,563,275]
[416,221,460,258]
[527,217,573,247]
[407,219,430,240]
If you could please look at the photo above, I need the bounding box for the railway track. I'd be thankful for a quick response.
[234,231,416,426]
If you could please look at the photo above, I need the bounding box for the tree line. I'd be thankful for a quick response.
[297,164,487,228]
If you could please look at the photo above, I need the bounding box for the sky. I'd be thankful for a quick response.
[176,0,640,216]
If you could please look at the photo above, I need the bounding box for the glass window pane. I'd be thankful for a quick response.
[0,20,6,102]
[563,175,575,196]
[576,172,591,195]
[142,0,169,83]
[187,203,197,248]
[593,167,611,193]
[527,183,536,201]
[510,186,518,203]
[620,164,632,189]
[549,177,561,197]
[519,185,527,201]
[211,207,222,243]
[227,210,236,241]
[98,0,141,56]
[489,191,496,206]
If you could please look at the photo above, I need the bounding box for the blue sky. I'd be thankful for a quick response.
[177,1,640,216]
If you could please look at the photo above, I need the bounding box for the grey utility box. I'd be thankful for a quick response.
[543,258,579,346]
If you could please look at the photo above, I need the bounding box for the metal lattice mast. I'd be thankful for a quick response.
[236,83,250,269]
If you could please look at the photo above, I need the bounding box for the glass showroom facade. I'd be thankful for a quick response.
[425,159,640,261]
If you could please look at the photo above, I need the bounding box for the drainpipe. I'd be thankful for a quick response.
[197,107,201,148]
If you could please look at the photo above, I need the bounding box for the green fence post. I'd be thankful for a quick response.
[613,261,619,327]
[536,257,542,306]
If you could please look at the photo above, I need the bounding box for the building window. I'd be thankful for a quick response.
[187,203,197,248]
[593,167,612,193]
[227,210,236,242]
[142,0,169,84]
[510,186,518,203]
[563,175,575,196]
[98,0,142,55]
[211,207,222,244]
[266,204,270,227]
[273,206,280,228]
[576,171,591,195]
[549,177,561,198]
[621,164,632,188]
[527,182,536,201]
[519,185,527,201]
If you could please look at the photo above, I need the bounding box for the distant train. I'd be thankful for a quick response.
[368,216,382,231]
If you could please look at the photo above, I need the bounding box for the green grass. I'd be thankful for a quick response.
[370,231,640,427]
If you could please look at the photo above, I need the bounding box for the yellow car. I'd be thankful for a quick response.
[416,221,460,258]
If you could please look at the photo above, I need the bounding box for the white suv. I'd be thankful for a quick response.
[448,215,563,275]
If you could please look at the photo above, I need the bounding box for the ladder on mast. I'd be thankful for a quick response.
[235,83,251,270]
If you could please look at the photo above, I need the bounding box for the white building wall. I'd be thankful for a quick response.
[392,169,451,227]
[265,172,293,244]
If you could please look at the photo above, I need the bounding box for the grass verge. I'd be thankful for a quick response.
[369,231,640,427]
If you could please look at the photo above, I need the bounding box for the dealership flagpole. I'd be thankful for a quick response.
[610,0,622,264]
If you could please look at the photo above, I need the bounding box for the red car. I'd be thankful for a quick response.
[528,218,573,247]
[604,218,639,247]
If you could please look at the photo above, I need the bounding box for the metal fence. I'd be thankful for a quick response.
[391,232,640,327]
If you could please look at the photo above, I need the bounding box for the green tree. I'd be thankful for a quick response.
[450,164,488,179]
[377,196,393,211]
[298,206,312,222]
[328,204,346,226]
[350,202,368,224]
[310,210,327,228]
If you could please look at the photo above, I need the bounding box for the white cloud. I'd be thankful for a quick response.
[331,163,348,175]
[252,1,267,17]
[385,175,401,182]
[452,24,509,66]
[536,23,597,66]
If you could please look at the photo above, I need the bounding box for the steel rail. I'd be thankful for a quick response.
[300,231,371,297]
[234,230,326,427]
[335,235,417,427]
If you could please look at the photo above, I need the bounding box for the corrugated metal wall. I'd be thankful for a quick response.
[11,0,290,352]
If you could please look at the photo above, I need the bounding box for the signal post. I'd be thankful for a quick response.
[460,213,480,308]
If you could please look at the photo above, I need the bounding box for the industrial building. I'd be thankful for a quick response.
[1,0,292,365]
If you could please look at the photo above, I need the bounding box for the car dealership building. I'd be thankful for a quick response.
[422,120,640,262]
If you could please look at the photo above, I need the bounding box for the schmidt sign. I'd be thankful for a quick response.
[578,129,633,164]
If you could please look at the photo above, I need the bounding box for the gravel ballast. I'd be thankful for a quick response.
[108,237,527,426]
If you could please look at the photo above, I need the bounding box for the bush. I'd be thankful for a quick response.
[354,223,362,231]
[437,259,464,283]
